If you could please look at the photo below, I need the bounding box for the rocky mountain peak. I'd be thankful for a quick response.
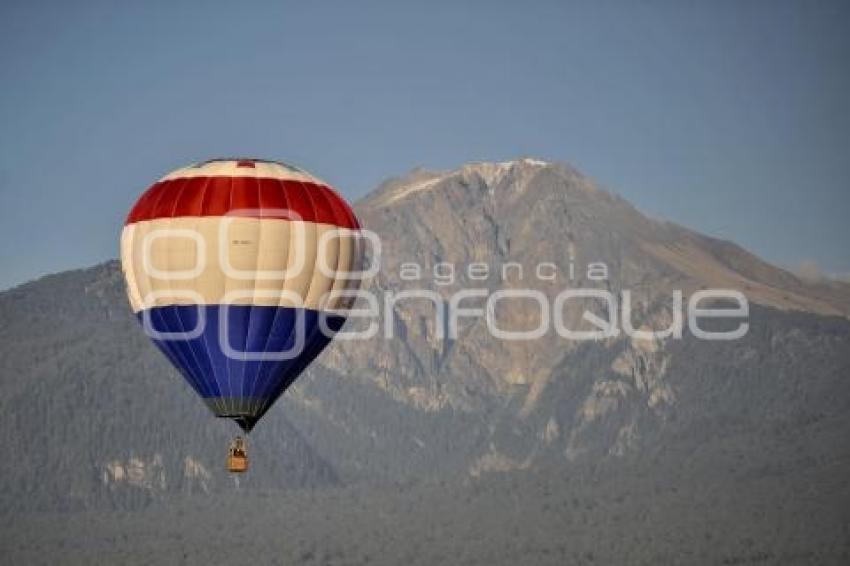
[459,157,549,185]
[360,157,595,211]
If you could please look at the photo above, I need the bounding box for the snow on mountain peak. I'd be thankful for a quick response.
[378,175,446,206]
[462,157,550,186]
[367,158,553,207]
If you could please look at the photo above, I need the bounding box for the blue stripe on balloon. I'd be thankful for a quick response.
[137,305,346,406]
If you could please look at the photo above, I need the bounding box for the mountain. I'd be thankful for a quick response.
[346,158,848,419]
[0,157,848,525]
[297,158,850,480]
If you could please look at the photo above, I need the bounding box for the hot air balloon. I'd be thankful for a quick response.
[120,158,365,472]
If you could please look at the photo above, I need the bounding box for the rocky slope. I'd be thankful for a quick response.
[339,158,849,409]
[300,158,850,478]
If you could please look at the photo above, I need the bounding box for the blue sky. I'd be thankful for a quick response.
[1,0,848,290]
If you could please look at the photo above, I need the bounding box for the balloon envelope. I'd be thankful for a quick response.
[120,159,364,431]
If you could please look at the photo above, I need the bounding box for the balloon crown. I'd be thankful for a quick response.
[196,158,304,171]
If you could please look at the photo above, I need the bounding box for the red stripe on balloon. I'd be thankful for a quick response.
[126,176,360,229]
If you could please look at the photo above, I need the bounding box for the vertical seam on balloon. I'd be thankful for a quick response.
[126,183,157,224]
[146,179,197,396]
[224,175,236,417]
[194,176,225,415]
[289,178,322,401]
[146,181,171,221]
[320,184,363,303]
[147,308,206,398]
[252,179,315,412]
[334,189,360,333]
[142,305,206,399]
[265,185,344,404]
[333,185,357,316]
[268,178,320,405]
[168,181,209,400]
[198,176,212,217]
[281,184,335,402]
[245,178,292,416]
[311,184,342,312]
[184,181,223,414]
[237,176,262,415]
[172,177,191,217]
[321,184,351,308]
[324,182,361,230]
[162,178,211,400]
[309,186,356,375]
[245,178,289,411]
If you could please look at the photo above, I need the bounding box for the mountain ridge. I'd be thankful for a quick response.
[0,158,848,515]
[359,157,849,317]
